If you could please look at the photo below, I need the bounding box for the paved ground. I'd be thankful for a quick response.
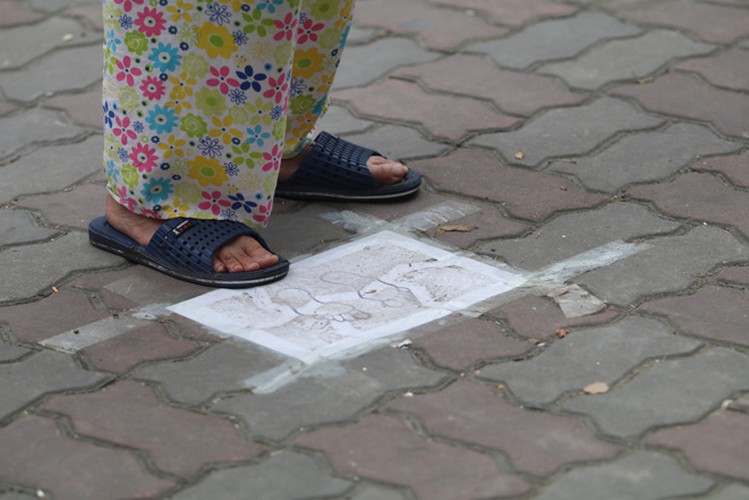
[1,0,749,498]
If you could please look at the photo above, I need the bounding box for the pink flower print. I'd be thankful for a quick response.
[140,75,166,100]
[263,72,288,104]
[273,12,298,42]
[113,115,138,145]
[118,186,138,212]
[115,56,142,87]
[114,0,144,13]
[252,199,272,225]
[129,142,159,173]
[296,19,324,44]
[261,144,282,172]
[135,7,167,37]
[206,66,240,95]
[198,191,231,216]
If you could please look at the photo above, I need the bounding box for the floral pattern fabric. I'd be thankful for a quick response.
[103,0,354,228]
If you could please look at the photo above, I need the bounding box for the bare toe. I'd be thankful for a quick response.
[367,156,408,185]
[212,235,278,273]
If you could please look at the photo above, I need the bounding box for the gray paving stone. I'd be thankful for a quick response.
[549,123,740,192]
[0,43,101,101]
[0,231,123,303]
[576,225,749,307]
[538,30,714,90]
[479,317,702,406]
[702,484,749,500]
[0,341,30,363]
[261,204,352,260]
[0,108,87,164]
[467,12,641,69]
[0,210,57,247]
[0,135,102,204]
[0,493,35,500]
[562,347,749,438]
[535,450,713,500]
[341,124,450,161]
[25,0,100,12]
[316,105,375,136]
[335,38,440,89]
[0,17,98,70]
[212,348,448,441]
[476,202,680,270]
[0,350,108,422]
[346,25,381,45]
[172,451,352,500]
[470,97,663,166]
[131,340,284,406]
[348,484,410,500]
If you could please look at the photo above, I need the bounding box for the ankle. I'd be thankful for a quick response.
[105,195,162,246]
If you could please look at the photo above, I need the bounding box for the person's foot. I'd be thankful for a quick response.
[278,142,408,184]
[105,195,279,273]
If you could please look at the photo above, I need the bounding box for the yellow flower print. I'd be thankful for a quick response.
[209,115,243,145]
[158,134,186,159]
[166,96,192,115]
[215,0,243,11]
[195,87,226,117]
[248,40,273,61]
[166,0,194,22]
[188,156,229,186]
[196,22,237,60]
[311,0,341,20]
[293,47,325,79]
[163,197,191,218]
[174,182,202,203]
[246,97,273,126]
[169,71,197,100]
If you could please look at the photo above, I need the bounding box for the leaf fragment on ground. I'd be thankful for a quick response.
[514,150,525,160]
[434,224,477,236]
[584,382,610,395]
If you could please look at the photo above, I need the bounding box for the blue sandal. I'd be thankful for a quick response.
[275,132,422,202]
[88,216,289,288]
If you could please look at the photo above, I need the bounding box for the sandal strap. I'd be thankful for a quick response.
[289,132,381,191]
[146,218,268,274]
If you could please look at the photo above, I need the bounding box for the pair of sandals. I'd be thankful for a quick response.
[88,132,422,288]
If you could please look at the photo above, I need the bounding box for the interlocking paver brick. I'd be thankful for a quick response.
[26,0,100,12]
[62,4,104,30]
[338,189,459,225]
[0,341,30,363]
[0,350,108,421]
[703,484,749,500]
[488,294,620,340]
[0,415,174,499]
[0,17,97,69]
[0,43,101,101]
[132,340,283,405]
[0,231,123,303]
[348,484,409,500]
[0,492,34,500]
[18,183,103,231]
[0,108,87,163]
[80,322,201,374]
[415,317,532,371]
[315,105,375,136]
[550,123,739,192]
[334,38,440,89]
[629,172,749,237]
[0,135,101,204]
[41,380,264,477]
[647,409,749,481]
[43,87,102,128]
[615,0,749,43]
[613,73,749,138]
[0,290,109,343]
[731,395,749,412]
[389,380,620,476]
[534,450,713,500]
[562,347,749,438]
[426,203,531,249]
[539,30,714,90]
[0,210,57,247]
[476,202,679,270]
[296,414,531,499]
[212,348,448,441]
[715,266,749,286]
[394,53,587,117]
[334,79,520,142]
[262,204,355,259]
[676,48,749,92]
[470,97,663,166]
[479,316,701,406]
[639,286,749,347]
[353,0,508,51]
[339,124,450,161]
[413,148,607,221]
[695,150,749,187]
[575,225,749,307]
[172,451,352,500]
[467,12,641,69]
[428,0,576,26]
[0,1,43,26]
[0,102,18,117]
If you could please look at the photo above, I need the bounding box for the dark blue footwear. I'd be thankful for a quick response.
[88,216,289,288]
[275,132,422,202]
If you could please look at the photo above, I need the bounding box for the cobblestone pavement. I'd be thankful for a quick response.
[1,0,748,498]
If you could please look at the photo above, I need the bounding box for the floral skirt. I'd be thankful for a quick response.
[102,0,354,228]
